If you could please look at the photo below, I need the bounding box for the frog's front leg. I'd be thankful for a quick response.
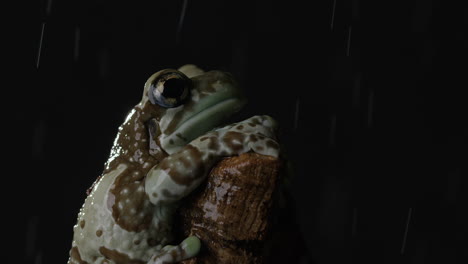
[144,115,280,206]
[144,115,279,263]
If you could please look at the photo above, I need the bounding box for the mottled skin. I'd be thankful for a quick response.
[68,65,280,264]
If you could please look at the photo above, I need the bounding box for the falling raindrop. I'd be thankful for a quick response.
[74,26,80,62]
[176,0,189,44]
[36,22,46,69]
[330,0,337,30]
[401,207,412,254]
[346,25,352,56]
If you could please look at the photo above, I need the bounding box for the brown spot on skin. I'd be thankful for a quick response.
[178,154,191,168]
[205,131,220,151]
[249,134,258,142]
[70,247,89,264]
[200,136,209,141]
[223,131,246,153]
[134,240,141,245]
[152,192,158,197]
[207,137,220,152]
[111,180,154,232]
[96,230,103,237]
[160,145,205,186]
[256,146,265,152]
[236,125,244,130]
[80,220,85,229]
[171,248,179,259]
[169,139,174,145]
[99,247,145,264]
[248,122,256,127]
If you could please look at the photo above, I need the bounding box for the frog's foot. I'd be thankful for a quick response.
[148,236,201,264]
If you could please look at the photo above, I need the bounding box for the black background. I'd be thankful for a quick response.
[5,0,467,263]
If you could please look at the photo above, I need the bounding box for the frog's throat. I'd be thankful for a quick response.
[159,98,245,155]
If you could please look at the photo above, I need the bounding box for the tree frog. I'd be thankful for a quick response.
[68,65,280,264]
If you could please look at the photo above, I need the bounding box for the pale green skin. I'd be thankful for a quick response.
[68,65,280,264]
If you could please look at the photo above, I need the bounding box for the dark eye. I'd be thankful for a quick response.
[148,70,191,108]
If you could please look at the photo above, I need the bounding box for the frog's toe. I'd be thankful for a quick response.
[180,236,201,258]
[148,236,201,264]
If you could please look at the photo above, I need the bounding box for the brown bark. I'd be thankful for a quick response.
[177,152,283,264]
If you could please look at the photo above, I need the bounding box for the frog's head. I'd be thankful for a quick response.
[140,66,246,155]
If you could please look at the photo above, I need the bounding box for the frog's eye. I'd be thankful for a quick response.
[148,70,192,108]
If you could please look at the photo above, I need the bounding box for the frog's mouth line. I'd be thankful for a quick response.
[159,98,246,154]
[178,98,245,132]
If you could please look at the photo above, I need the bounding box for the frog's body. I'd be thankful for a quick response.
[68,65,280,264]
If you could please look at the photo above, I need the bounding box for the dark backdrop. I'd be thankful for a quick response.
[6,0,467,263]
